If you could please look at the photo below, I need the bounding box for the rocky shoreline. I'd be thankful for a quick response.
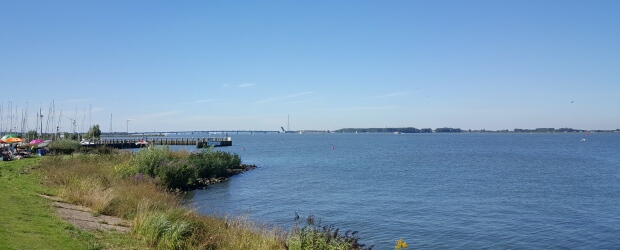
[195,164,257,188]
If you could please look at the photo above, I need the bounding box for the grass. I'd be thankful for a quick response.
[38,152,287,249]
[2,149,369,249]
[0,157,144,249]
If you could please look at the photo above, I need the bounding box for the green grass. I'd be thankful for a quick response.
[2,152,367,250]
[38,153,288,249]
[0,157,146,250]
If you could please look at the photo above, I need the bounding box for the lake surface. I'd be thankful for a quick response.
[170,133,619,249]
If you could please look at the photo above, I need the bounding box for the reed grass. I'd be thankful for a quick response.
[36,148,370,249]
[38,151,287,249]
[288,214,372,250]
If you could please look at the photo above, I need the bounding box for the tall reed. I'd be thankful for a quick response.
[37,151,287,249]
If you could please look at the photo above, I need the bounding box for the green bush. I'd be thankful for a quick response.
[48,139,82,155]
[127,146,242,190]
[155,159,197,190]
[131,146,174,177]
[188,149,241,179]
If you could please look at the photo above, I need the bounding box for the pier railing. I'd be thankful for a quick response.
[84,137,232,149]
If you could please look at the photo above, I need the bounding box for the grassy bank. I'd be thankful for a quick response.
[0,157,143,249]
[1,147,372,249]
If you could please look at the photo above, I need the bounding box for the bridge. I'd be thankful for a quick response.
[102,130,281,136]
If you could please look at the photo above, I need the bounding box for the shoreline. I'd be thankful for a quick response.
[195,163,257,188]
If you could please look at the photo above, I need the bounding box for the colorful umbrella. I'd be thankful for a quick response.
[29,139,44,144]
[37,140,52,148]
[0,139,5,144]
[1,134,17,140]
[4,137,23,143]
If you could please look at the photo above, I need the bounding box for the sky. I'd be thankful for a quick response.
[1,0,619,133]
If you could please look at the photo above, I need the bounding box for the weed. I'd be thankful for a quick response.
[288,214,372,250]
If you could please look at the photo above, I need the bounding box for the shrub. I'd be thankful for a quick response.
[288,214,372,250]
[127,146,242,190]
[82,146,118,155]
[48,139,82,155]
[188,149,241,179]
[130,146,175,177]
[155,159,197,190]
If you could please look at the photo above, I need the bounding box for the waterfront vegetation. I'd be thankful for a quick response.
[1,146,371,249]
[287,214,370,250]
[0,157,141,249]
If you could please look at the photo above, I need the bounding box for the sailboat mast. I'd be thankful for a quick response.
[40,105,43,137]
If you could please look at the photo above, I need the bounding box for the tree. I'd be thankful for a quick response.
[86,124,102,138]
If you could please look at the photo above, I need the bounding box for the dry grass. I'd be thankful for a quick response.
[37,153,287,249]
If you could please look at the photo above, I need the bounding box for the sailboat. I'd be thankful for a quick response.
[581,131,588,141]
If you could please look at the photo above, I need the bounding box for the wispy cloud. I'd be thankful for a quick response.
[254,91,315,104]
[238,83,255,88]
[286,91,315,98]
[370,92,410,99]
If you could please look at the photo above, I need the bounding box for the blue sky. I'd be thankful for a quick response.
[1,0,619,132]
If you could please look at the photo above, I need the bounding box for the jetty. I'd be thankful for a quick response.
[82,137,232,149]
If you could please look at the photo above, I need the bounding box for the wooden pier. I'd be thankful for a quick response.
[82,137,232,149]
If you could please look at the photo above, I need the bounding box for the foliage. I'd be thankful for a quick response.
[0,157,143,249]
[394,238,408,249]
[86,124,102,138]
[134,200,193,250]
[82,146,118,155]
[155,159,197,190]
[40,154,178,219]
[36,152,286,249]
[188,148,241,179]
[287,214,372,250]
[64,132,80,140]
[335,127,433,133]
[48,139,82,155]
[129,146,242,190]
[129,146,177,177]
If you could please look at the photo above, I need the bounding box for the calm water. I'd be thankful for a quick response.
[175,133,619,249]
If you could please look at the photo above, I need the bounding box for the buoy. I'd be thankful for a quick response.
[243,147,245,151]
[332,147,334,150]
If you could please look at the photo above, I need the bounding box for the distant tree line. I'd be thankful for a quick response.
[514,128,586,133]
[334,127,461,133]
[334,127,620,133]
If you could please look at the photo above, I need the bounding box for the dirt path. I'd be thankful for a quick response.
[39,194,131,233]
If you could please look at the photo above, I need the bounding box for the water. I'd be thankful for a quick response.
[176,133,619,249]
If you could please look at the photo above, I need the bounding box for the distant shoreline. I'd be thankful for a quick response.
[334,127,619,134]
